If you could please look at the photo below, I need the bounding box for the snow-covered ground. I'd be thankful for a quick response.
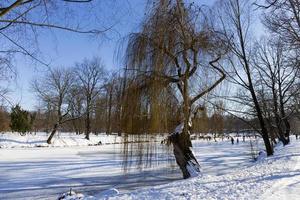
[0,132,177,200]
[0,132,299,200]
[111,138,300,200]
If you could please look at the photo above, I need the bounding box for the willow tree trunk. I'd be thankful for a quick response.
[169,78,200,179]
[169,125,200,179]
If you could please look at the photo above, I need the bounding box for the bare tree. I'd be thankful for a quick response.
[258,0,300,132]
[253,38,298,145]
[103,74,116,135]
[258,0,300,76]
[102,72,125,135]
[68,84,85,135]
[258,0,300,49]
[32,67,75,144]
[0,0,110,102]
[75,57,106,140]
[215,0,273,155]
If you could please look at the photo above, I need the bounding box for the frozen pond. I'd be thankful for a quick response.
[0,138,263,199]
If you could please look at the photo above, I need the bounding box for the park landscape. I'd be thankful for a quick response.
[0,0,300,199]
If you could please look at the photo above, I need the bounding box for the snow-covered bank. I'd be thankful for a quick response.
[0,132,164,148]
[108,139,300,200]
[0,132,120,148]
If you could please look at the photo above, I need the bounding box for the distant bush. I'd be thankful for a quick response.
[10,105,35,134]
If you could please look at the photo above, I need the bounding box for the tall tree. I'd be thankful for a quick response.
[253,38,298,145]
[68,84,85,135]
[75,57,105,140]
[32,67,75,144]
[215,0,273,155]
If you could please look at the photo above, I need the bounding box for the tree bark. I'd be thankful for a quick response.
[106,85,113,135]
[85,110,90,140]
[85,96,91,140]
[169,78,200,179]
[169,126,200,179]
[47,123,58,144]
[233,0,273,156]
[279,83,290,145]
[271,85,289,145]
[47,103,62,144]
[249,86,273,156]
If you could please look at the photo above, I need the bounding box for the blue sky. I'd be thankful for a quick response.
[9,0,217,110]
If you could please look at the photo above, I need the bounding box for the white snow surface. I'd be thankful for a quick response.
[109,139,300,200]
[1,132,300,200]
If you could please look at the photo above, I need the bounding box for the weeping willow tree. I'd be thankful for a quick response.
[124,0,227,178]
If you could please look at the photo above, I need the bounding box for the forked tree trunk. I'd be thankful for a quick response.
[47,107,62,144]
[169,76,201,179]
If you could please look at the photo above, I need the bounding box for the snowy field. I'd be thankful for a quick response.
[0,132,299,199]
[114,138,300,200]
[0,132,174,199]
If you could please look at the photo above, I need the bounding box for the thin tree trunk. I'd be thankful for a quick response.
[106,85,113,135]
[278,82,290,145]
[85,96,91,140]
[283,118,290,143]
[48,104,62,144]
[85,111,90,140]
[47,123,58,144]
[271,86,289,145]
